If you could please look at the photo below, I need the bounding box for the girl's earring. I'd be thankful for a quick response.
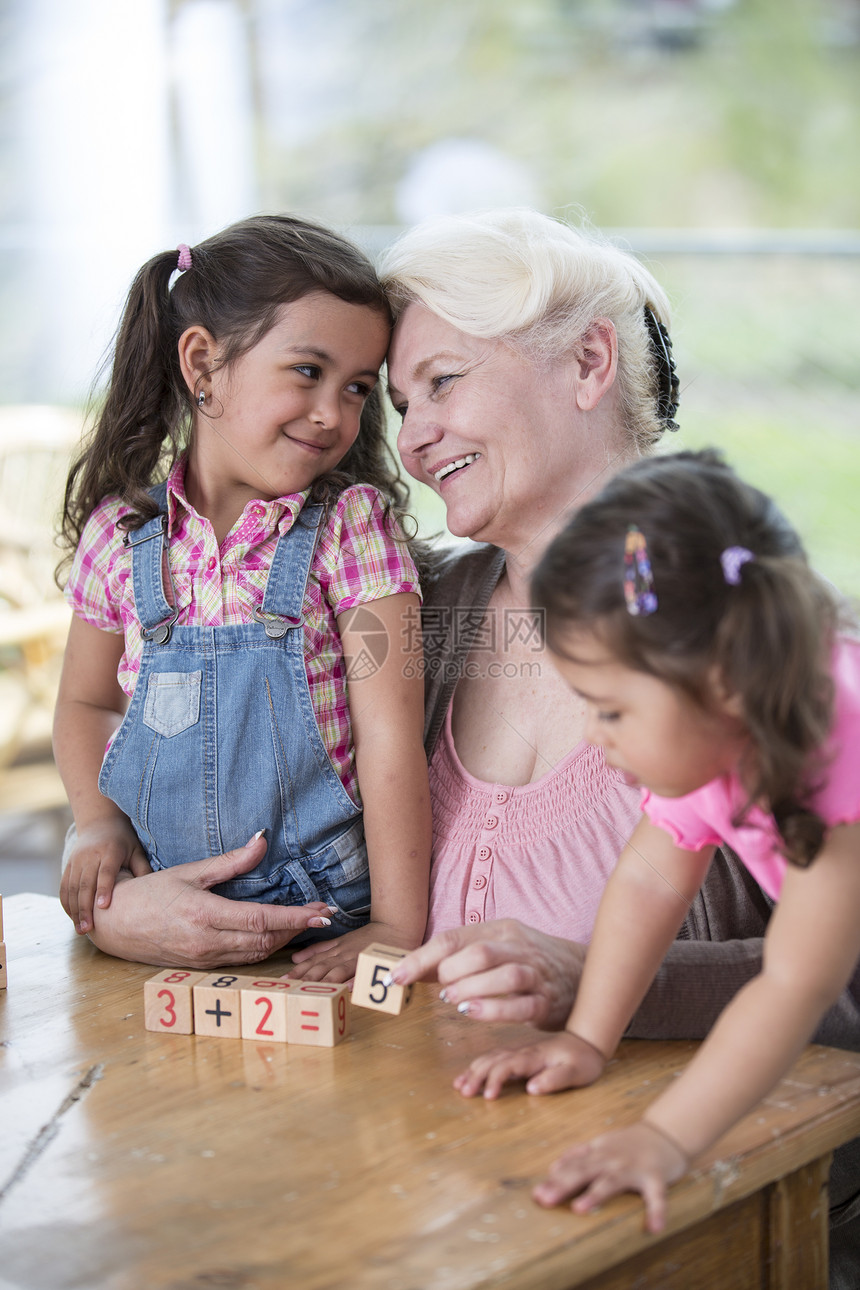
[197,391,206,408]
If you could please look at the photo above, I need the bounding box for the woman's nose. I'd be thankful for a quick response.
[396,407,443,464]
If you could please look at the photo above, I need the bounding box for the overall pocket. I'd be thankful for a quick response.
[142,670,202,738]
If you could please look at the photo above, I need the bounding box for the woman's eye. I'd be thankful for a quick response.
[598,710,621,724]
[391,401,407,419]
[431,373,461,395]
[294,364,321,380]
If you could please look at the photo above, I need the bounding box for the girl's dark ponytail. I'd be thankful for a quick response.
[59,250,190,573]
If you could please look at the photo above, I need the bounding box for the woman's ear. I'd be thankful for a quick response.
[178,325,218,401]
[573,318,618,412]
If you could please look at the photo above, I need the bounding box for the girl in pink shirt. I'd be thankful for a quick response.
[54,215,430,982]
[457,449,860,1233]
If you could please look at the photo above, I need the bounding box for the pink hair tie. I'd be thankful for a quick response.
[176,244,193,272]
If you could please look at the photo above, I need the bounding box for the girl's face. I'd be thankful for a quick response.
[189,292,389,512]
[550,629,746,798]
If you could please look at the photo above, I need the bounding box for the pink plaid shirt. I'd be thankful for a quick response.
[65,457,421,801]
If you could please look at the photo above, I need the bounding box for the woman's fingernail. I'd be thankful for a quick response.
[381,972,393,987]
[439,989,449,1003]
[97,895,107,907]
[457,1001,471,1015]
[251,829,266,842]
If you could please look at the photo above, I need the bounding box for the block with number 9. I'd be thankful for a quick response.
[351,943,413,1015]
[286,982,351,1046]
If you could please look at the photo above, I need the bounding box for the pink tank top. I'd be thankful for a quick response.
[425,702,643,942]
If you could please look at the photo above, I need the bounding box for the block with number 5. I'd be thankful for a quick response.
[351,943,413,1015]
[144,970,206,1034]
[286,981,351,1046]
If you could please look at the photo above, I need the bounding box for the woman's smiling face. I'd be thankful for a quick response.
[387,304,621,552]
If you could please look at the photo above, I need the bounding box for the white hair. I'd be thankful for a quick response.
[378,208,677,450]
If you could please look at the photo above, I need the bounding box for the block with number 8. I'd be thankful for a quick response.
[351,943,413,1015]
[144,970,206,1033]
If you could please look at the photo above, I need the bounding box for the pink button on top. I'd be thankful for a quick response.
[250,503,266,518]
[494,790,508,804]
[484,815,498,829]
[467,911,481,924]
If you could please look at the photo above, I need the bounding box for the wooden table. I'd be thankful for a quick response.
[2,893,859,1290]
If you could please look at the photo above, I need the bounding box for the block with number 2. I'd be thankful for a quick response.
[351,943,413,1015]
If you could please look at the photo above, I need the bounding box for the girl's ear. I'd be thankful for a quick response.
[707,664,746,721]
[178,325,219,400]
[572,318,618,411]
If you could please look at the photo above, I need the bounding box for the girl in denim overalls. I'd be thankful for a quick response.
[55,215,430,982]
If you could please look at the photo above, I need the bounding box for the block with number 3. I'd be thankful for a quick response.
[286,982,350,1046]
[193,973,254,1039]
[144,970,206,1033]
[351,943,413,1015]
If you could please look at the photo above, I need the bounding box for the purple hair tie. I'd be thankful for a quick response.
[721,546,754,585]
[624,525,658,616]
[176,244,193,272]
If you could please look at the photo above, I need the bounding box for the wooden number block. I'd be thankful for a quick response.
[286,982,351,1047]
[0,941,6,990]
[351,943,413,1015]
[240,978,298,1043]
[192,973,255,1039]
[144,970,206,1033]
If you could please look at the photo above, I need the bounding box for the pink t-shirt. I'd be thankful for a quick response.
[425,702,642,942]
[642,636,860,900]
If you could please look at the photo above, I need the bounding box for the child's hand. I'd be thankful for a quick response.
[532,1120,690,1234]
[60,821,151,934]
[453,1031,606,1100]
[285,922,419,985]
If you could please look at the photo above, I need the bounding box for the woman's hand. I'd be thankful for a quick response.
[87,833,332,969]
[454,1031,606,1100]
[390,920,586,1029]
[286,922,421,984]
[532,1120,691,1234]
[60,819,152,934]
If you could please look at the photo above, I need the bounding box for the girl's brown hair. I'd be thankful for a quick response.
[59,214,407,576]
[532,449,841,867]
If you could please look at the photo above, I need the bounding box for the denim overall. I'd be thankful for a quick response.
[98,486,371,936]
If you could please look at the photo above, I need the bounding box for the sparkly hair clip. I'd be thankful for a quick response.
[176,244,193,272]
[720,546,754,585]
[624,525,658,616]
[644,306,680,432]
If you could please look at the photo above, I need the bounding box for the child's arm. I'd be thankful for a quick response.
[535,820,860,1233]
[53,615,150,933]
[287,591,431,982]
[455,819,714,1098]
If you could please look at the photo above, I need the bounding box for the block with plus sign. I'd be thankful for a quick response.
[144,969,206,1033]
[240,977,299,1043]
[285,981,351,1046]
[351,943,413,1015]
[192,973,256,1039]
